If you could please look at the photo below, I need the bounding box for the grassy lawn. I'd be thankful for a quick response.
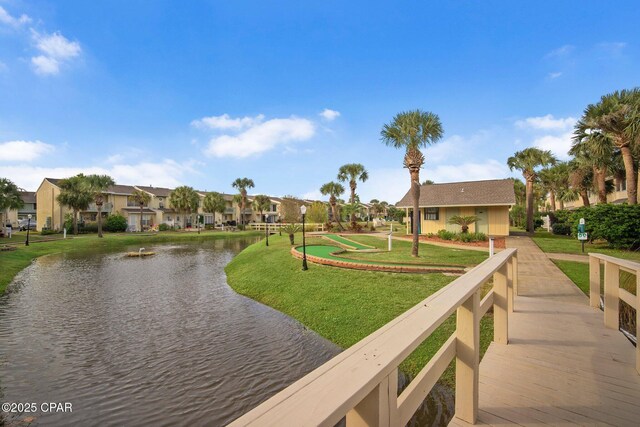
[0,230,261,294]
[226,233,494,385]
[553,259,637,296]
[532,230,640,261]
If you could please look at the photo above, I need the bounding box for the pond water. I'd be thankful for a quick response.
[0,238,341,426]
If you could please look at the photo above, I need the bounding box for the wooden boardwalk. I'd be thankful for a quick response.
[450,236,640,427]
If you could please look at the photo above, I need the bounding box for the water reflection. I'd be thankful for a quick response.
[0,238,340,426]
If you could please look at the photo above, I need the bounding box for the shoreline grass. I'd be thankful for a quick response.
[0,230,261,294]
[225,233,493,384]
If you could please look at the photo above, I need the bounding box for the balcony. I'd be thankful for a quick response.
[84,203,113,213]
[225,208,235,214]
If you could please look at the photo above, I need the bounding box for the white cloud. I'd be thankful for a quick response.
[546,45,574,58]
[0,140,55,162]
[199,114,316,158]
[532,131,573,160]
[0,159,200,191]
[302,190,323,200]
[595,42,627,58]
[31,31,81,75]
[191,113,265,130]
[319,109,340,121]
[548,71,563,79]
[0,6,31,28]
[515,114,576,131]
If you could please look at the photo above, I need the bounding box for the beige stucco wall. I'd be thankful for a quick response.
[36,180,67,231]
[407,205,511,237]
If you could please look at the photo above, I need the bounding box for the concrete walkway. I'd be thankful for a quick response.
[546,252,590,263]
[450,235,640,426]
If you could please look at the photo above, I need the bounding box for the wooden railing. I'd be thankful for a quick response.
[228,248,518,426]
[589,253,639,374]
[247,223,326,232]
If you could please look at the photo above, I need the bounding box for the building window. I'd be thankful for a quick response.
[159,202,164,209]
[271,204,277,212]
[425,207,439,220]
[166,215,172,221]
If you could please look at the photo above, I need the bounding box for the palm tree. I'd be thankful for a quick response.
[253,194,272,246]
[56,174,93,235]
[0,178,24,236]
[571,116,617,204]
[169,186,200,229]
[319,181,345,230]
[568,159,594,207]
[202,192,227,226]
[85,174,115,237]
[337,163,368,222]
[380,109,444,257]
[448,215,478,234]
[231,178,255,226]
[507,148,557,233]
[130,189,151,232]
[539,163,570,211]
[583,89,640,204]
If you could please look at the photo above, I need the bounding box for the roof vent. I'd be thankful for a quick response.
[461,188,464,192]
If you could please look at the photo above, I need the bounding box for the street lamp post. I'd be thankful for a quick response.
[25,214,32,246]
[265,215,269,246]
[300,205,308,271]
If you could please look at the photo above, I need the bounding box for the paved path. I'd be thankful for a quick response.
[450,235,640,426]
[546,252,590,263]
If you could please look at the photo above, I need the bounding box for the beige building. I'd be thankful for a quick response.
[545,177,630,210]
[5,191,37,228]
[396,179,516,237]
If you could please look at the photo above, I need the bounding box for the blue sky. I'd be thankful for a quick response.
[1,1,638,203]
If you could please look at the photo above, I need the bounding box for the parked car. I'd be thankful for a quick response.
[18,219,37,231]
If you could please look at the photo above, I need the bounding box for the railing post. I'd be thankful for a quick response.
[512,253,519,296]
[346,369,398,427]
[507,257,514,314]
[603,261,620,330]
[493,264,509,344]
[454,290,480,424]
[589,256,601,308]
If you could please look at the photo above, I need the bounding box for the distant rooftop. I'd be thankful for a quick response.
[396,179,516,208]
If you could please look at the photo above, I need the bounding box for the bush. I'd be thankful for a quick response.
[104,214,128,232]
[324,222,334,232]
[348,221,363,232]
[41,229,58,235]
[509,205,525,228]
[204,224,215,230]
[80,222,99,233]
[454,232,488,243]
[551,222,572,236]
[158,223,172,231]
[437,229,456,240]
[570,204,640,249]
[237,224,246,231]
[551,210,571,225]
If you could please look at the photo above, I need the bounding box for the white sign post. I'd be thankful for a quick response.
[577,218,588,253]
[388,232,392,252]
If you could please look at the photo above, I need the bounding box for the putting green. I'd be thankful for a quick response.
[322,234,376,250]
[292,242,467,274]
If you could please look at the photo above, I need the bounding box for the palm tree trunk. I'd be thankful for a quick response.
[331,200,344,230]
[595,168,607,204]
[620,146,637,204]
[350,182,357,223]
[73,209,79,235]
[581,190,590,207]
[140,205,144,232]
[525,179,534,233]
[97,205,103,237]
[549,191,556,212]
[559,199,565,210]
[410,168,421,257]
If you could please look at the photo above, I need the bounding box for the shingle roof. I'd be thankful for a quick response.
[45,177,61,186]
[107,185,136,195]
[19,191,36,203]
[396,179,516,208]
[135,185,173,197]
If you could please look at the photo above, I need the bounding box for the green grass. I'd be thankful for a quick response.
[553,259,637,296]
[326,235,488,266]
[0,230,261,293]
[532,230,640,261]
[323,233,375,250]
[226,233,494,385]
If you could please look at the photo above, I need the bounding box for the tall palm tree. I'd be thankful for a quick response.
[231,178,255,226]
[507,148,557,233]
[56,174,93,235]
[380,109,444,257]
[0,178,24,235]
[568,159,594,207]
[539,163,571,211]
[169,186,200,229]
[320,181,345,230]
[253,194,272,246]
[130,189,151,232]
[202,192,227,226]
[572,116,617,204]
[85,174,115,237]
[584,89,640,204]
[337,163,368,222]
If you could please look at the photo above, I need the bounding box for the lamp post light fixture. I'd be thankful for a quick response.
[300,205,308,271]
[25,214,32,246]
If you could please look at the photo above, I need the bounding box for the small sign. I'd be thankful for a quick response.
[577,232,588,241]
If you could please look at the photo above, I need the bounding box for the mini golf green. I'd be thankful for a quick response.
[292,244,467,273]
[322,234,376,250]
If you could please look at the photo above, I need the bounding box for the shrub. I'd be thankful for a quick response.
[104,214,128,232]
[551,209,571,225]
[324,222,334,232]
[158,223,172,231]
[570,204,640,249]
[454,232,488,243]
[437,229,456,240]
[204,224,215,230]
[281,224,301,245]
[348,221,363,232]
[509,205,525,228]
[41,229,58,235]
[237,224,246,231]
[551,222,572,236]
[369,224,376,232]
[80,222,99,233]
